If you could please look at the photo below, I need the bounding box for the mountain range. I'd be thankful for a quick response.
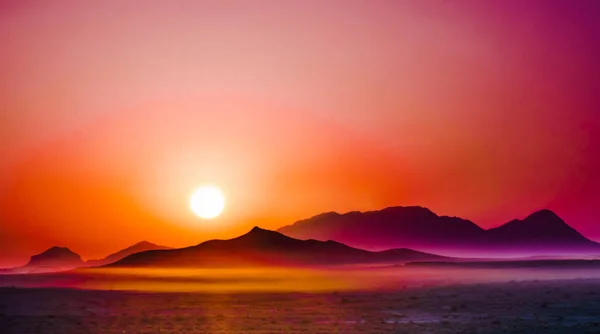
[2,206,598,274]
[278,207,600,257]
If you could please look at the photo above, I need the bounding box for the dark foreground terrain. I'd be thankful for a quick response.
[1,278,600,333]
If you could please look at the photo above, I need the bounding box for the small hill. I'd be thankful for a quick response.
[3,247,85,274]
[86,241,171,267]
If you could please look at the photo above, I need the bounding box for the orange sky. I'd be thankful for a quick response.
[1,0,600,267]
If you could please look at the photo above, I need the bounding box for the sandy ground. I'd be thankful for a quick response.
[1,278,600,333]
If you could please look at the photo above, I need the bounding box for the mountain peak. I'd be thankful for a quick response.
[498,209,569,230]
[131,240,157,248]
[38,246,78,256]
[526,209,563,223]
[310,211,341,220]
[379,206,437,218]
[243,226,277,237]
[228,226,299,248]
[250,226,266,233]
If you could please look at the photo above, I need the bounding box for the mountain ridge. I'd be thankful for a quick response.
[107,226,449,268]
[277,206,600,257]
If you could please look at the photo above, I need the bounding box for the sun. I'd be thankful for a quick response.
[190,186,225,219]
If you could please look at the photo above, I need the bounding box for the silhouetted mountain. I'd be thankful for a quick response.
[278,206,487,254]
[108,227,448,268]
[486,210,599,252]
[277,207,600,257]
[27,247,84,268]
[2,247,85,274]
[86,241,171,267]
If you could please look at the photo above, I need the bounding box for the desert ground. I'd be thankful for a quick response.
[1,267,600,333]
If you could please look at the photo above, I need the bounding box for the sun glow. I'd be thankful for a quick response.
[190,186,225,219]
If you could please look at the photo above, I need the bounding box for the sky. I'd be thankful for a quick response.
[1,0,599,267]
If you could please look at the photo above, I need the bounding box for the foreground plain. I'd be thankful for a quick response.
[1,276,600,333]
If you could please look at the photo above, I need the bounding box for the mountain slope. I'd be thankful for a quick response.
[108,227,448,268]
[86,241,171,267]
[278,207,600,256]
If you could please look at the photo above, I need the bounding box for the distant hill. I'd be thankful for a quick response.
[1,247,85,274]
[0,241,171,274]
[108,227,449,268]
[86,241,171,267]
[277,207,600,257]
